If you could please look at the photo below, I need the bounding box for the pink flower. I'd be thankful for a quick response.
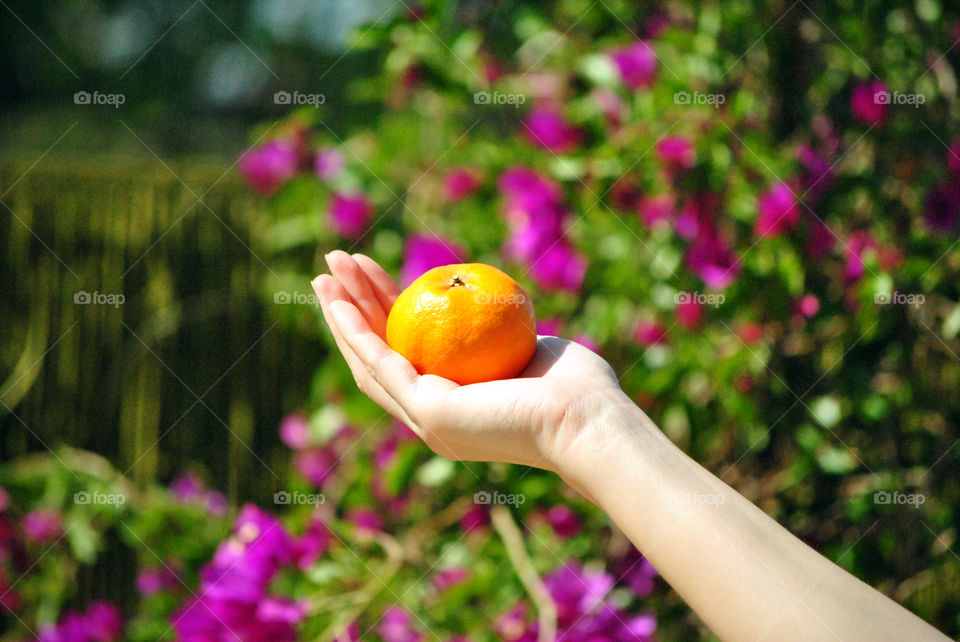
[638,194,674,228]
[294,447,338,487]
[592,87,626,125]
[536,318,563,336]
[924,183,960,234]
[23,509,62,544]
[346,508,384,534]
[279,413,311,450]
[806,218,835,258]
[656,136,695,172]
[609,41,658,89]
[528,242,586,292]
[239,140,299,195]
[379,606,423,642]
[137,566,181,596]
[755,182,800,237]
[675,299,703,329]
[572,334,600,354]
[686,235,740,289]
[292,518,331,570]
[843,231,878,284]
[522,108,581,153]
[948,140,960,175]
[400,234,465,286]
[442,168,480,201]
[546,505,582,538]
[634,320,669,347]
[798,145,833,203]
[431,567,469,593]
[314,148,344,181]
[851,80,889,127]
[794,294,820,318]
[459,505,490,533]
[329,193,373,238]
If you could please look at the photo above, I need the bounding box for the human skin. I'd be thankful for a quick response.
[312,250,949,642]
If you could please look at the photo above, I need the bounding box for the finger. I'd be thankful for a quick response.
[313,276,416,427]
[327,299,425,410]
[325,250,389,336]
[352,253,400,312]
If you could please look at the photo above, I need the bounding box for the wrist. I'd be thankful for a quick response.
[547,389,664,496]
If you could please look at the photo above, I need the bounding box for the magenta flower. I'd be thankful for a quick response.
[924,183,960,234]
[379,606,423,642]
[686,235,740,289]
[459,505,490,533]
[522,107,581,153]
[400,234,465,286]
[546,505,582,538]
[635,320,669,347]
[205,491,228,516]
[617,550,659,598]
[843,231,878,284]
[948,139,960,175]
[294,447,338,487]
[329,193,373,238]
[292,518,331,570]
[137,566,181,596]
[239,140,299,195]
[795,294,820,318]
[279,412,311,450]
[609,41,658,89]
[495,604,530,641]
[314,148,345,181]
[169,473,204,503]
[798,145,833,203]
[638,194,674,228]
[536,318,562,336]
[346,508,384,534]
[442,168,480,201]
[806,217,835,258]
[38,601,124,642]
[431,567,469,592]
[675,299,703,330]
[172,505,304,642]
[851,80,889,127]
[23,509,62,544]
[755,182,800,237]
[656,135,695,173]
[592,87,626,125]
[573,333,601,354]
[528,242,587,292]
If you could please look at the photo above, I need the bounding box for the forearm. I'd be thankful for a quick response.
[556,393,948,642]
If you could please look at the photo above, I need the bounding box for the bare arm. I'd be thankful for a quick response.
[557,392,948,642]
[313,251,949,642]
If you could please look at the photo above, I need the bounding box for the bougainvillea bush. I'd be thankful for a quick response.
[5,0,960,639]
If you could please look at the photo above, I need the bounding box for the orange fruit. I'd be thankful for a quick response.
[385,263,537,385]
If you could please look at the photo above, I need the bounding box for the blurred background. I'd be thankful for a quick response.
[1,0,959,640]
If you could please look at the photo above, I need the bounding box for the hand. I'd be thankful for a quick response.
[311,251,627,471]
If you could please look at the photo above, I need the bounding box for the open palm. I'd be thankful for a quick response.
[312,251,625,470]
